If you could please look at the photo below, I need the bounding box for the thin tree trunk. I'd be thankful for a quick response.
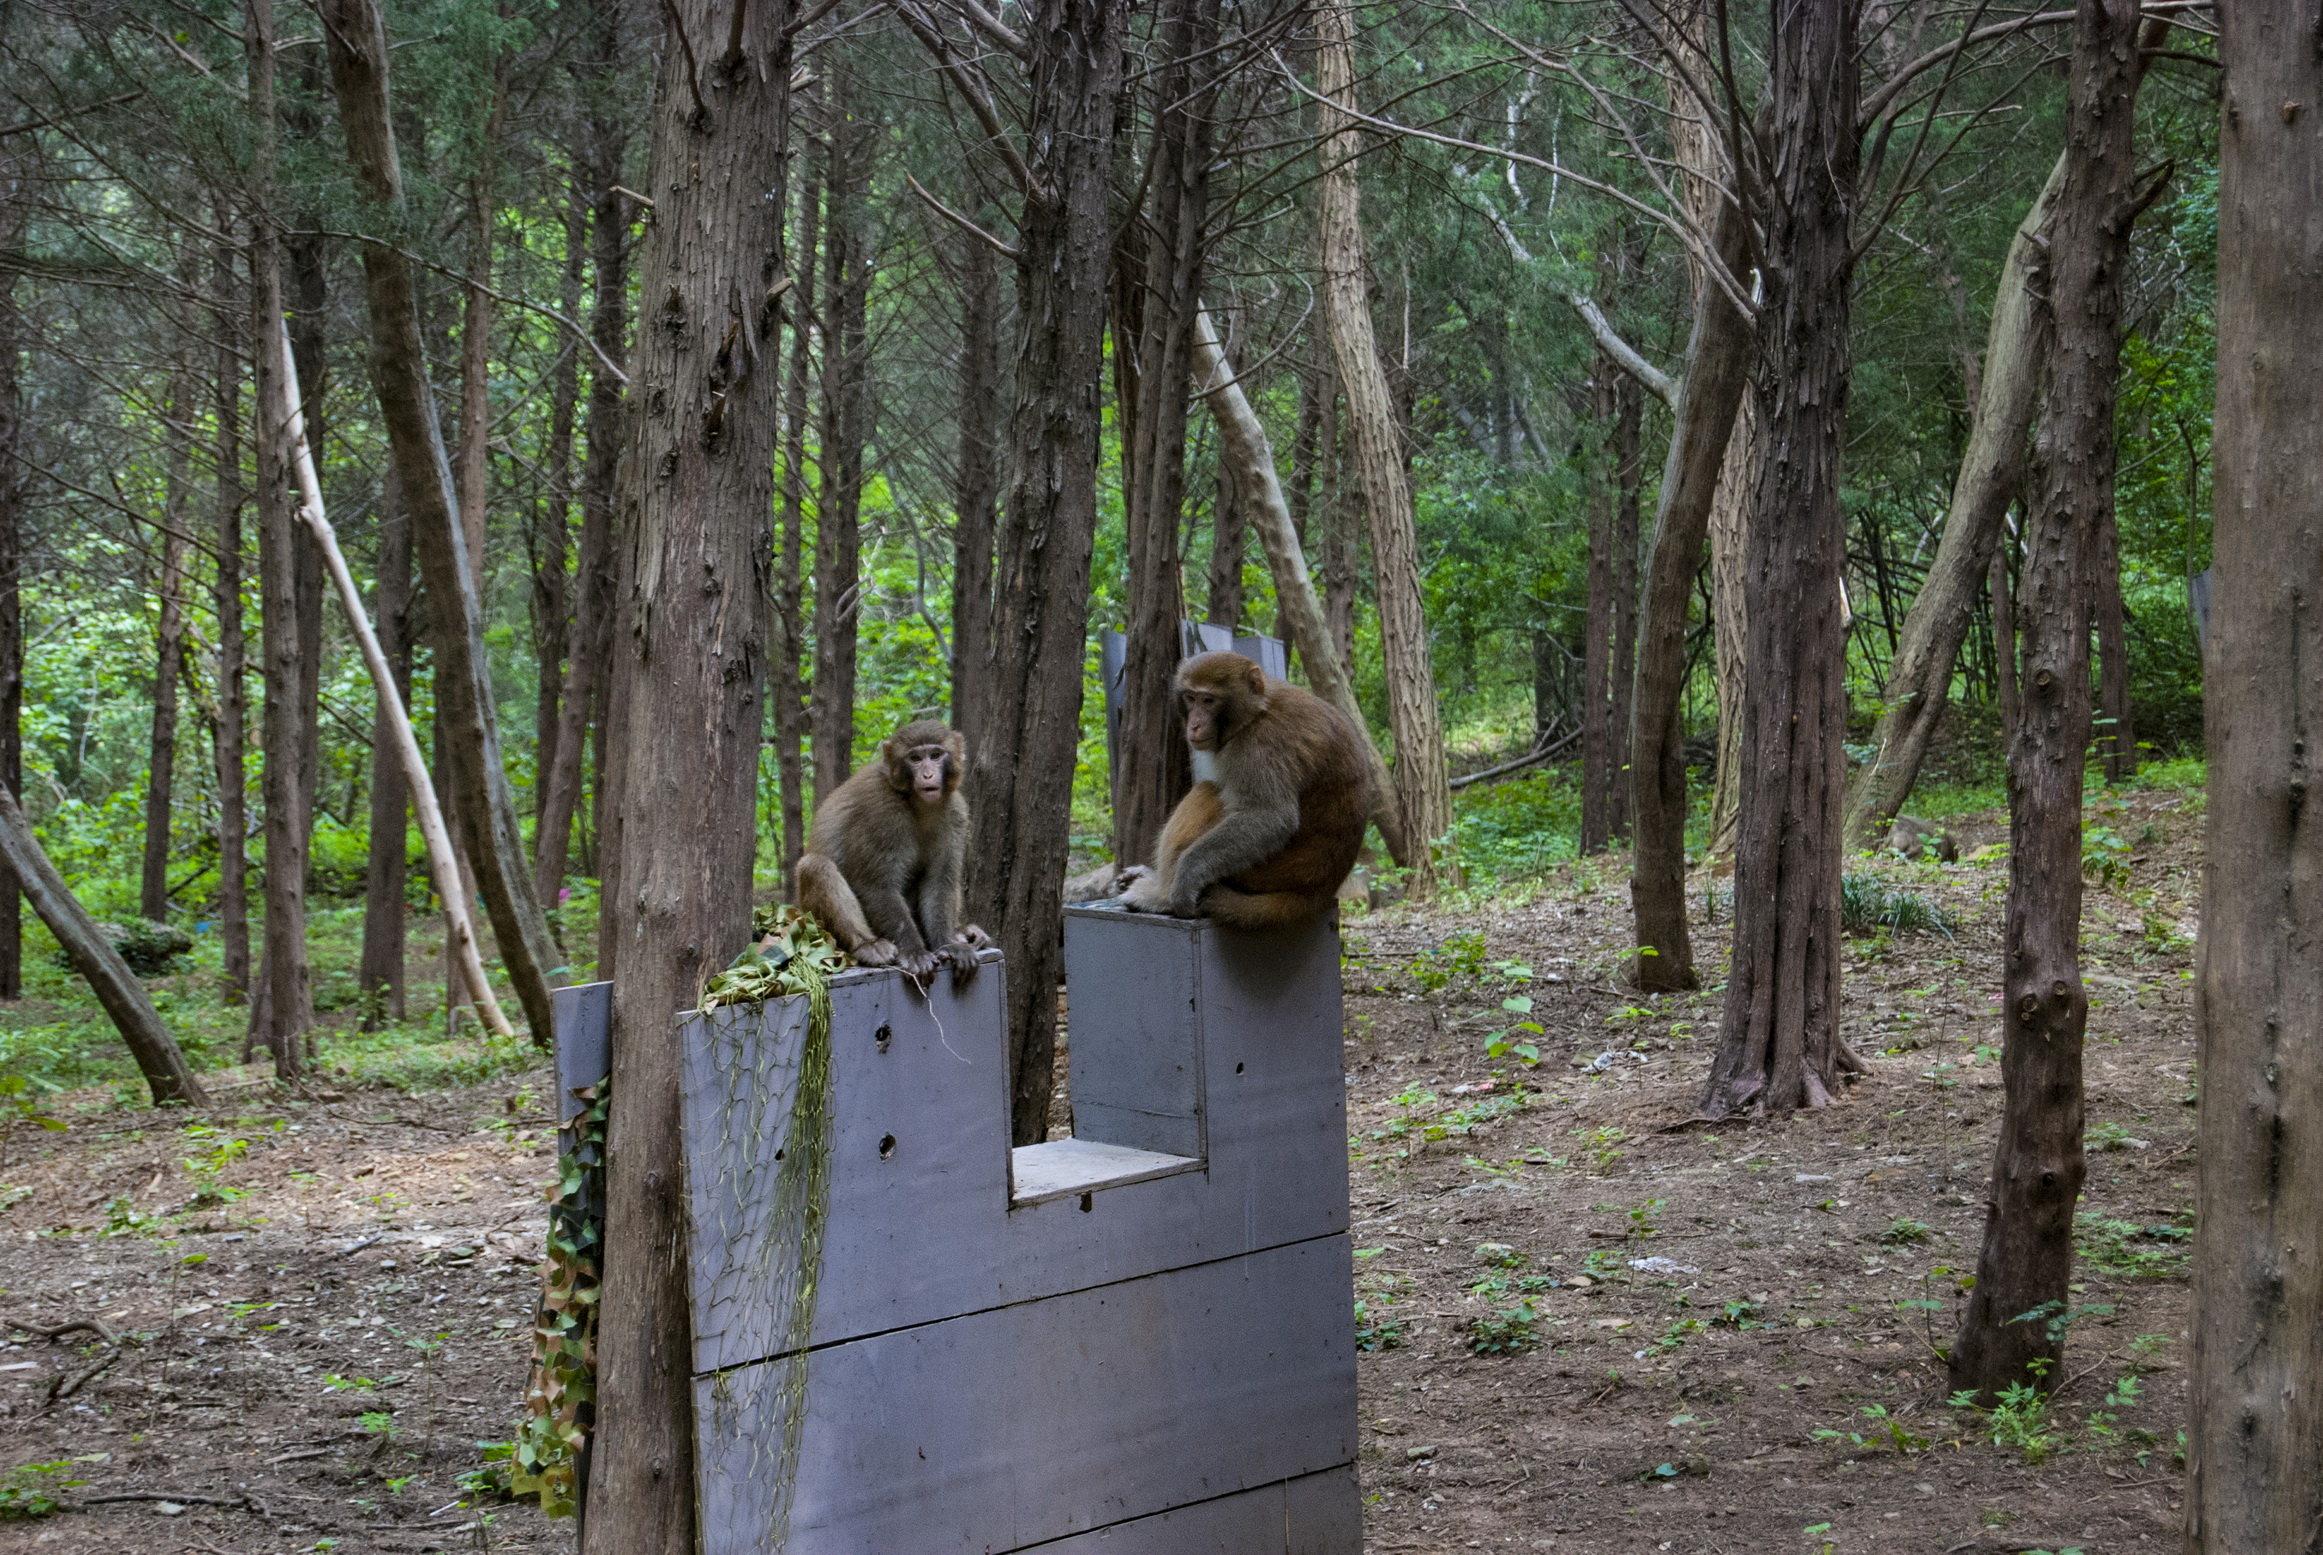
[2187,2,2323,1537]
[248,0,312,1076]
[1319,390,1355,684]
[210,235,251,1005]
[287,233,329,877]
[775,158,820,890]
[1581,356,1616,855]
[1843,156,2069,847]
[1112,0,1214,869]
[535,24,633,914]
[1315,0,1451,890]
[359,478,412,1025]
[585,0,788,1540]
[1698,0,1862,1118]
[0,182,21,1001]
[531,191,582,841]
[1990,543,2020,738]
[321,0,564,1045]
[1628,187,1752,992]
[948,221,997,779]
[972,0,1126,1148]
[1609,373,1640,842]
[1950,0,2143,1401]
[0,781,208,1105]
[812,73,870,801]
[141,363,197,922]
[1206,462,1246,630]
[2093,510,2136,782]
[1706,394,1754,860]
[1193,307,1407,862]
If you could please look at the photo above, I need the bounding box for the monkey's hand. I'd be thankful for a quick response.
[1113,865,1151,890]
[949,923,994,950]
[936,937,984,980]
[850,938,902,969]
[897,947,943,980]
[1118,872,1171,913]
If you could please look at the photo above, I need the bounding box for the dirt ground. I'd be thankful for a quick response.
[0,786,2201,1554]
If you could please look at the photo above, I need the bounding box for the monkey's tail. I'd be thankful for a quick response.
[1201,886,1330,931]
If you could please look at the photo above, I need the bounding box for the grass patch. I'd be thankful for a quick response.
[1839,873,1956,938]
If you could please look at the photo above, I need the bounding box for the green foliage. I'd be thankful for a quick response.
[1465,1298,1540,1355]
[2075,1213,2192,1279]
[1812,1403,1930,1456]
[1839,873,1956,938]
[0,1459,89,1519]
[1880,1216,1932,1247]
[2081,825,2135,889]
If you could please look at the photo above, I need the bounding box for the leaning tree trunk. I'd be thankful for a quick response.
[0,227,19,1001]
[1949,0,2142,1402]
[358,484,412,1025]
[141,362,196,923]
[775,159,821,888]
[1111,0,1215,869]
[582,0,788,1546]
[812,74,870,800]
[320,0,564,1045]
[2187,3,2323,1539]
[1628,187,1753,992]
[1843,154,2067,848]
[248,0,313,1075]
[948,221,999,783]
[1697,0,1862,1119]
[210,234,251,1004]
[0,782,208,1105]
[1315,0,1452,889]
[974,0,1126,1147]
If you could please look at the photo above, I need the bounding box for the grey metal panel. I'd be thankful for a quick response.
[1020,1466,1358,1554]
[694,1238,1359,1555]
[1061,910,1204,1157]
[551,981,612,1125]
[1231,632,1289,681]
[682,912,1352,1372]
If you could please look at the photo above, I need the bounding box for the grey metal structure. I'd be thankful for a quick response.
[558,907,1360,1553]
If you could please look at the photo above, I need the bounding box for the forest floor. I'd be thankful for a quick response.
[0,774,2203,1555]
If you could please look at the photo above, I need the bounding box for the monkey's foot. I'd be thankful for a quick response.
[950,923,994,950]
[936,940,983,979]
[850,938,901,968]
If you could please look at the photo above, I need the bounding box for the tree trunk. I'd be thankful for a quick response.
[210,234,251,1004]
[248,0,312,1076]
[531,191,582,842]
[1843,155,2068,847]
[286,233,329,877]
[585,0,788,1540]
[1697,0,1862,1119]
[0,190,20,1001]
[1205,464,1246,630]
[1111,0,1214,869]
[1628,188,1752,992]
[359,478,413,1024]
[0,781,208,1105]
[971,0,1126,1148]
[812,73,871,802]
[2187,3,2323,1538]
[141,363,197,923]
[1991,544,2020,739]
[321,0,564,1045]
[1318,386,1355,672]
[1705,394,1754,860]
[2093,509,2136,782]
[535,23,633,914]
[1581,357,1617,855]
[1609,373,1641,842]
[1950,0,2142,1402]
[948,222,998,777]
[1315,0,1452,890]
[775,159,821,891]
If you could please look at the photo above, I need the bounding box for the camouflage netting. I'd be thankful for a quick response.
[511,1080,605,1517]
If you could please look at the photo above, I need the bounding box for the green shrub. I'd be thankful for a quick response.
[1839,874,1956,938]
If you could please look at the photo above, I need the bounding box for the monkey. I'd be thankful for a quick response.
[1885,815,1961,864]
[1119,651,1371,931]
[793,718,992,979]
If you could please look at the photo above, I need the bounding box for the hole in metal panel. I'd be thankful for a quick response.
[874,1022,893,1052]
[1078,1193,1094,1213]
[878,1134,897,1160]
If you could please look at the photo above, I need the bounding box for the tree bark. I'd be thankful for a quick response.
[1206,463,1246,630]
[1315,0,1452,890]
[530,192,582,842]
[1628,187,1752,992]
[141,362,197,923]
[1950,0,2142,1401]
[1705,394,1754,860]
[0,178,21,1000]
[286,233,329,868]
[2093,509,2136,782]
[209,235,251,1005]
[248,0,312,1076]
[582,0,788,1539]
[1697,0,1862,1119]
[320,0,564,1045]
[1581,356,1617,855]
[971,0,1125,1147]
[535,18,634,914]
[1111,0,1214,868]
[359,479,412,1025]
[1193,308,1406,862]
[1609,373,1641,842]
[1843,155,2067,848]
[775,158,821,892]
[812,71,871,802]
[2187,3,2323,1538]
[948,221,998,779]
[1991,543,2020,739]
[0,782,207,1105]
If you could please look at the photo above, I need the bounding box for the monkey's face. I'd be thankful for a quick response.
[1181,690,1225,752]
[897,744,953,805]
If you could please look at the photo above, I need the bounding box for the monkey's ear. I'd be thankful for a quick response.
[881,739,911,790]
[946,730,968,770]
[1245,661,1269,700]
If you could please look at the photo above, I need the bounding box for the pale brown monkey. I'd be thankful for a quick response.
[1120,652,1370,930]
[794,719,991,978]
[1886,815,1961,863]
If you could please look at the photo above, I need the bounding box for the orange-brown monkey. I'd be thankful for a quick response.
[794,719,991,979]
[1120,652,1370,929]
